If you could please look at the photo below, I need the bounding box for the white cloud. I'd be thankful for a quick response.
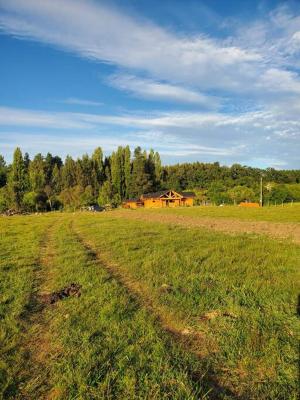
[108,74,219,107]
[0,105,299,167]
[61,97,103,106]
[1,0,300,100]
[0,0,262,93]
[0,1,299,167]
[0,106,93,129]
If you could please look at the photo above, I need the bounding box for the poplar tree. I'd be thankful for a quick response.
[62,155,77,188]
[92,147,104,190]
[124,145,131,198]
[111,146,126,199]
[130,147,151,197]
[154,151,162,189]
[76,154,93,188]
[8,147,26,210]
[51,164,62,194]
[0,155,7,187]
[29,153,46,191]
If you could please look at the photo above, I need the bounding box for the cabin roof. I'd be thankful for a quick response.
[142,190,195,199]
[180,191,196,198]
[142,191,167,199]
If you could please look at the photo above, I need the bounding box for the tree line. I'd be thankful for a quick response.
[0,146,299,212]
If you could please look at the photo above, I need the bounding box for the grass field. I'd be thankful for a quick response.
[0,209,299,399]
[138,203,300,223]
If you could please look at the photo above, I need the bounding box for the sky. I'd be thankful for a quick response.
[0,0,300,168]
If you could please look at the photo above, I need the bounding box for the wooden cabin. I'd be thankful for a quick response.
[142,190,195,208]
[122,198,143,209]
[122,190,195,209]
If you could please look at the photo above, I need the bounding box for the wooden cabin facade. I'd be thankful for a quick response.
[122,190,195,209]
[122,198,143,209]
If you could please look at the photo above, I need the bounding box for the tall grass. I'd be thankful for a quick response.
[75,213,300,399]
[1,215,212,399]
[0,214,56,397]
[1,211,299,399]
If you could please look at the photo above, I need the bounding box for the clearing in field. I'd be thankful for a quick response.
[0,207,299,399]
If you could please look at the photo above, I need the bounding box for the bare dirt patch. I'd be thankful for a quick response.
[115,210,300,244]
[40,283,81,305]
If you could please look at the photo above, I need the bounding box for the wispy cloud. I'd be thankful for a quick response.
[0,0,299,167]
[0,106,93,129]
[60,97,103,106]
[1,1,299,104]
[0,105,299,167]
[107,74,220,108]
[0,0,263,92]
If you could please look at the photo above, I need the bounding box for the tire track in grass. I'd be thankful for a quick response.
[70,220,239,400]
[16,219,62,400]
[42,218,209,399]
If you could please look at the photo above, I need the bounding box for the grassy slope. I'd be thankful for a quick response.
[143,203,300,223]
[75,213,300,399]
[1,211,299,399]
[37,217,209,399]
[1,215,210,399]
[0,214,56,397]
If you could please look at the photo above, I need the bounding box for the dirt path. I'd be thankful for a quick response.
[17,220,61,400]
[115,210,300,244]
[71,220,237,399]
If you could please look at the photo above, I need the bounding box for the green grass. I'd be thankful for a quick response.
[75,212,300,399]
[0,214,212,399]
[0,214,57,398]
[142,203,300,223]
[1,211,299,399]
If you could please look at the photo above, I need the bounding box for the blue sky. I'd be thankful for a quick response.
[0,0,299,168]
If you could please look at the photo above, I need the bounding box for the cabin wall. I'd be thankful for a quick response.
[144,199,162,208]
[144,198,193,208]
[183,198,194,206]
[168,199,181,207]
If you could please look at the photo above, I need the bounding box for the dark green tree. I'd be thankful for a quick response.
[7,147,26,210]
[29,153,46,192]
[92,147,104,192]
[62,155,77,188]
[51,164,62,194]
[129,147,151,197]
[0,155,7,187]
[111,146,126,199]
[124,145,131,198]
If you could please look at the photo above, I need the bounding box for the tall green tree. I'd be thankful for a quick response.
[154,151,162,189]
[62,155,77,188]
[124,145,131,198]
[76,154,93,188]
[130,147,151,197]
[111,146,126,199]
[51,164,62,194]
[8,147,26,210]
[92,147,104,191]
[29,153,46,192]
[0,155,7,187]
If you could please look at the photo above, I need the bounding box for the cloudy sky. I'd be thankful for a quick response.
[0,0,299,168]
